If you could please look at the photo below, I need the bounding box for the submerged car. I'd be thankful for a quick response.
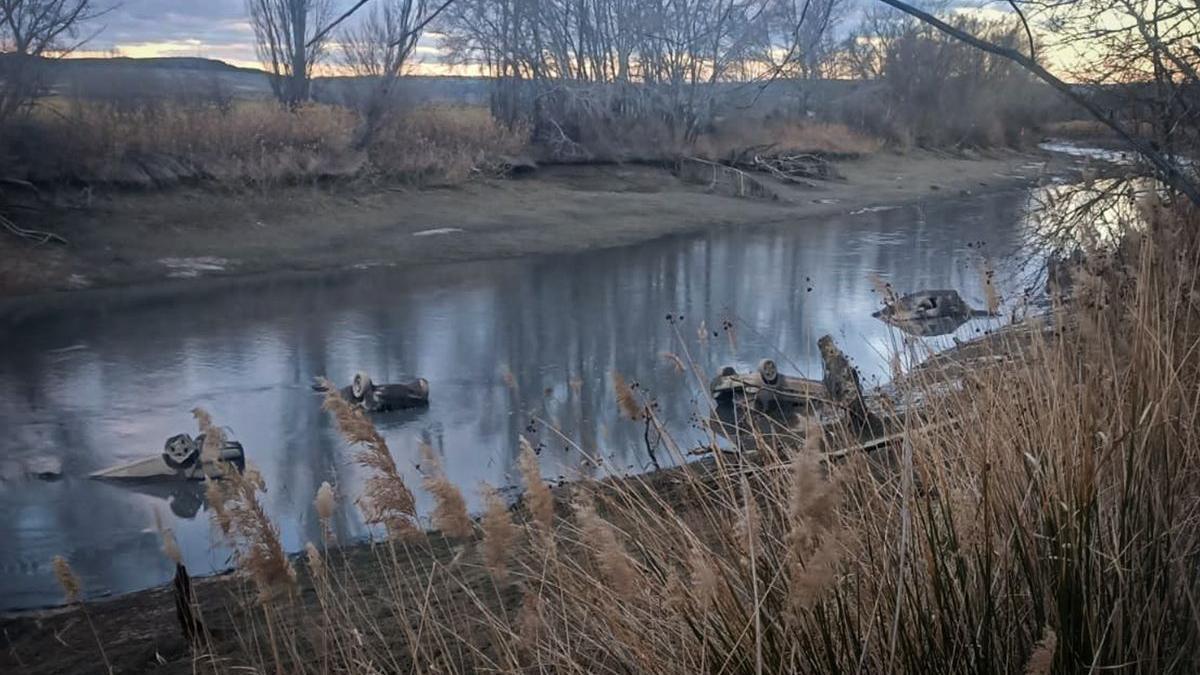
[710,359,826,411]
[315,371,430,412]
[872,289,993,336]
[90,433,246,482]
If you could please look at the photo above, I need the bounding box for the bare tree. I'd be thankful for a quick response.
[338,0,454,146]
[0,0,103,120]
[246,0,334,108]
[874,0,1200,206]
[341,1,427,78]
[439,0,841,151]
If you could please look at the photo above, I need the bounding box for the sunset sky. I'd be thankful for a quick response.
[70,0,1081,77]
[70,0,453,73]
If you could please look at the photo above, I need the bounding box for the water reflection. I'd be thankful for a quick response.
[0,189,1033,610]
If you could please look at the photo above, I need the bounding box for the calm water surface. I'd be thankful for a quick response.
[0,189,1040,610]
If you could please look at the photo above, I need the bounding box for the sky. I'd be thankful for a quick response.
[77,0,259,67]
[73,0,451,74]
[70,0,1075,76]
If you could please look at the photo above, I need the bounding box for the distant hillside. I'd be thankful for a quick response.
[5,55,884,116]
[7,54,492,105]
[53,55,262,74]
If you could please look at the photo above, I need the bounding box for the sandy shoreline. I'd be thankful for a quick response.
[0,148,1064,304]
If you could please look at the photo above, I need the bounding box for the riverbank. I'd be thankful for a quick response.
[0,148,1063,301]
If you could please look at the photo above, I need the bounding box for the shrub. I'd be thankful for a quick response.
[0,99,527,187]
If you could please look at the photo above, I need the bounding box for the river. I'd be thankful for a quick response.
[0,187,1042,610]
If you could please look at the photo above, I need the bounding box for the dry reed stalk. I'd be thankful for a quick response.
[155,509,183,564]
[661,352,687,374]
[572,499,639,597]
[206,465,297,603]
[689,545,720,611]
[52,555,81,604]
[305,542,325,580]
[420,444,473,538]
[611,371,642,420]
[480,484,518,581]
[314,481,337,544]
[518,436,555,531]
[319,378,420,539]
[51,555,113,673]
[192,406,226,463]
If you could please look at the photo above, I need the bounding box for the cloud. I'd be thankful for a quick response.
[77,0,453,71]
[75,0,256,64]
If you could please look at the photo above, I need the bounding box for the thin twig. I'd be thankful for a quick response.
[0,213,67,245]
[876,0,1200,206]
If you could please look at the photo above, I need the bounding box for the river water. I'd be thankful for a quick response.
[0,188,1042,610]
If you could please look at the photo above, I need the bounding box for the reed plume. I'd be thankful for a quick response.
[52,555,81,603]
[305,542,325,579]
[573,498,638,597]
[518,436,555,531]
[480,484,517,581]
[198,409,294,604]
[192,406,226,462]
[155,509,183,564]
[661,352,686,374]
[981,262,1001,314]
[319,378,419,539]
[206,465,296,603]
[689,545,719,611]
[611,371,642,420]
[313,480,337,544]
[420,443,473,538]
[315,481,336,522]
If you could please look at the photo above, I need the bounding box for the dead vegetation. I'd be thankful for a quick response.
[0,100,529,188]
[695,118,882,160]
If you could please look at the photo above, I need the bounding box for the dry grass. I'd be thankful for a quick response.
[1,99,529,187]
[1043,119,1119,140]
[697,118,883,159]
[1042,119,1159,143]
[369,105,529,183]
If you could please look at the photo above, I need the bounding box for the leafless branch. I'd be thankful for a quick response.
[875,0,1200,207]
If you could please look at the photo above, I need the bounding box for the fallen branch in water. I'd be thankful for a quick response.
[1,212,67,245]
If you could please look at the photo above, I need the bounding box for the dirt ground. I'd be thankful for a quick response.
[0,149,1061,301]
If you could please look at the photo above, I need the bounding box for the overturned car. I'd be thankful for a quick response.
[90,433,246,482]
[314,371,430,412]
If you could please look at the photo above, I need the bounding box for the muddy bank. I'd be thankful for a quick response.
[0,458,698,675]
[0,149,1062,301]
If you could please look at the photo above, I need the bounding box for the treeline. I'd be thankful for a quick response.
[0,0,1071,189]
[437,0,1059,151]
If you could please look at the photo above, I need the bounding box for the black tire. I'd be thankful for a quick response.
[163,433,200,470]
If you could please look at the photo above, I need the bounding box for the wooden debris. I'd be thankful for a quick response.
[172,564,202,645]
[677,157,779,200]
[818,335,886,438]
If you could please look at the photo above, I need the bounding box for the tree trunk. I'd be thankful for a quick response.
[289,1,309,107]
[818,335,885,439]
